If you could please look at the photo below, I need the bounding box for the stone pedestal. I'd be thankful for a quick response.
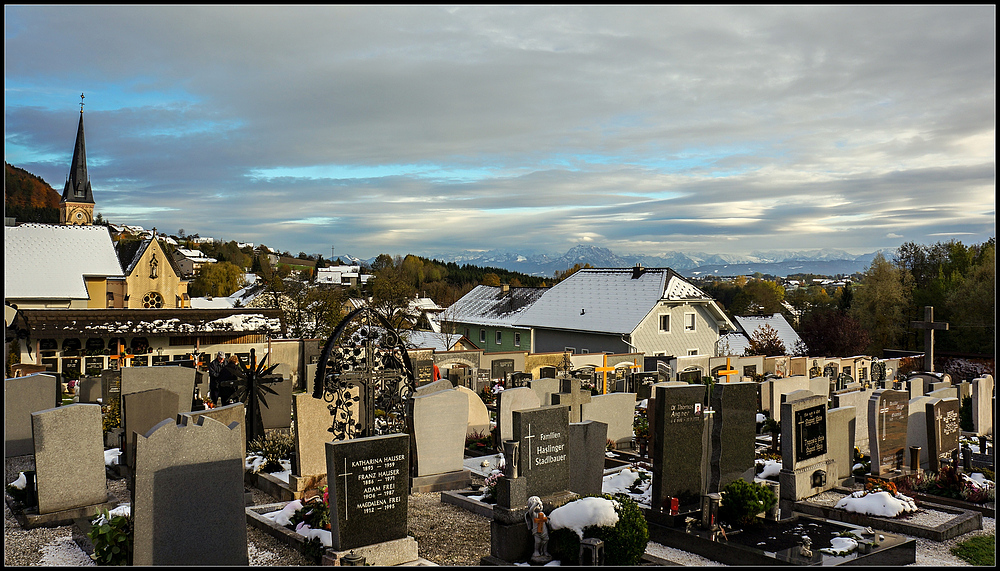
[410,468,471,493]
[320,536,419,566]
[778,459,836,513]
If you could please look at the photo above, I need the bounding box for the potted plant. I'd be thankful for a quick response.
[633,414,650,457]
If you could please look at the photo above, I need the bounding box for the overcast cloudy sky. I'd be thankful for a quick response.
[4,5,995,260]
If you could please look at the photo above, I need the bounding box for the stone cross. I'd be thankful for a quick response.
[910,306,948,372]
[551,377,592,423]
[716,358,739,382]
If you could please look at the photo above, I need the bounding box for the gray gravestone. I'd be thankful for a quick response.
[551,377,592,423]
[457,385,491,437]
[580,392,638,449]
[411,388,469,477]
[832,387,875,455]
[826,406,856,485]
[326,433,410,551]
[906,395,936,470]
[5,373,59,457]
[779,392,835,504]
[121,366,196,414]
[77,377,102,403]
[122,388,181,470]
[413,378,454,397]
[708,382,757,493]
[181,402,246,460]
[101,369,122,406]
[868,389,910,476]
[132,415,247,566]
[528,377,561,409]
[651,384,710,510]
[31,404,108,514]
[293,392,335,478]
[569,420,608,496]
[513,405,572,498]
[498,387,541,443]
[492,359,516,381]
[259,376,292,430]
[971,376,994,436]
[925,397,961,472]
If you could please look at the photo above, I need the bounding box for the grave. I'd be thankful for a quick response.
[289,391,338,498]
[409,386,472,492]
[77,376,102,403]
[708,382,757,493]
[101,368,122,406]
[925,397,961,472]
[580,391,638,449]
[906,395,937,470]
[568,420,608,496]
[551,377,593,423]
[457,385,491,438]
[832,386,875,455]
[121,366,196,414]
[12,404,116,528]
[971,375,993,436]
[323,433,419,565]
[181,402,247,462]
[778,391,836,513]
[910,305,948,372]
[259,375,293,430]
[867,389,910,477]
[496,386,541,443]
[649,383,711,518]
[5,373,59,457]
[132,415,247,566]
[528,377,561,409]
[826,406,857,486]
[121,388,181,482]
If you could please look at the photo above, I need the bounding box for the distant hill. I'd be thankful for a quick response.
[4,162,61,223]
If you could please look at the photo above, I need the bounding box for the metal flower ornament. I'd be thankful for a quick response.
[230,347,282,448]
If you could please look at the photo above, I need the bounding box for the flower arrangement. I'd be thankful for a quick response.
[918,465,995,504]
[479,379,505,406]
[633,413,649,441]
[482,469,503,503]
[289,486,331,532]
[465,429,494,453]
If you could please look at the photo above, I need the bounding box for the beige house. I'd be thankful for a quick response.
[114,236,190,308]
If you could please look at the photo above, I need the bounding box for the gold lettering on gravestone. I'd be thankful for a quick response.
[794,406,827,461]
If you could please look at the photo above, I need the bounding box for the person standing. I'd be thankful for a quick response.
[219,354,241,404]
[207,351,226,405]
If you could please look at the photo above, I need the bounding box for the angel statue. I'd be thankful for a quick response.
[525,495,551,564]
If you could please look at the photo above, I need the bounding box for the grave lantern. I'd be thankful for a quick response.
[811,469,826,488]
[579,538,605,566]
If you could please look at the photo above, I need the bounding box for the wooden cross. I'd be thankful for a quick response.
[910,306,948,372]
[716,357,739,382]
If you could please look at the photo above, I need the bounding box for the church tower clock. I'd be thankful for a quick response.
[60,93,96,225]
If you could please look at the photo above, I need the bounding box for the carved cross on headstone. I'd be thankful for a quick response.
[551,377,592,423]
[910,306,949,372]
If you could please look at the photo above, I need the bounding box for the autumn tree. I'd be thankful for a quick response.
[371,262,418,328]
[480,272,502,287]
[944,241,995,355]
[729,279,785,316]
[797,309,871,357]
[188,261,246,297]
[744,323,787,356]
[850,252,912,356]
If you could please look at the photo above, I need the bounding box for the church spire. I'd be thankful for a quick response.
[61,93,94,205]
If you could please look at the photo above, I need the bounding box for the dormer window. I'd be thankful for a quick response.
[150,253,159,279]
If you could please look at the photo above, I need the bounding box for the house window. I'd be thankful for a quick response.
[480,329,486,343]
[660,314,671,332]
[688,349,698,355]
[684,313,696,331]
[514,332,521,347]
[496,331,503,345]
[582,349,589,354]
[565,347,575,354]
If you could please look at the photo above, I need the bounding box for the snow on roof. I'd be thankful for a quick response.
[448,285,547,328]
[174,247,214,260]
[515,268,674,334]
[4,223,124,300]
[404,330,453,351]
[731,313,804,355]
[189,296,237,309]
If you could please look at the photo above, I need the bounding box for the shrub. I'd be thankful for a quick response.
[547,494,648,565]
[248,431,294,473]
[719,478,777,528]
[88,509,132,565]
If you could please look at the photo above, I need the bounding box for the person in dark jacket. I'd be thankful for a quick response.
[207,351,226,405]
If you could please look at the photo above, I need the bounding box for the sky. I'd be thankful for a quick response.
[4,5,995,261]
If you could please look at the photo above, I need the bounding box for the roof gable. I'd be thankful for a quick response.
[730,313,803,355]
[5,223,123,300]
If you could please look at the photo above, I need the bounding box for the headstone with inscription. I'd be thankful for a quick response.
[101,369,122,406]
[778,392,836,506]
[325,434,410,552]
[513,405,572,498]
[650,384,710,511]
[925,397,961,472]
[509,372,533,388]
[867,389,910,476]
[492,359,516,382]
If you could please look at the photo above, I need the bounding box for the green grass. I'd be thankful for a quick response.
[950,534,995,566]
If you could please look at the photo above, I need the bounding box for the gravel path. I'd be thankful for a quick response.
[5,455,994,566]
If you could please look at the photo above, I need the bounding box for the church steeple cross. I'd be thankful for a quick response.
[80,93,85,114]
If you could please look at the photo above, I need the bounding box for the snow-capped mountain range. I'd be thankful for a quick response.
[339,244,883,278]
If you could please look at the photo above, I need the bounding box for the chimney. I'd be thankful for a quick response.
[632,263,645,279]
[501,284,510,293]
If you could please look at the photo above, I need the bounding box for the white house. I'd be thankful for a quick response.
[171,247,217,277]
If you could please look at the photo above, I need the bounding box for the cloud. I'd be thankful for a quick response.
[3,5,995,259]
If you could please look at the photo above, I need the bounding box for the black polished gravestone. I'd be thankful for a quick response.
[512,405,571,498]
[793,405,828,463]
[325,433,409,551]
[651,384,710,511]
[926,397,961,472]
[708,382,757,493]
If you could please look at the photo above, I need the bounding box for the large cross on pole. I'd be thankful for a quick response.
[594,353,615,394]
[716,357,739,382]
[910,306,948,372]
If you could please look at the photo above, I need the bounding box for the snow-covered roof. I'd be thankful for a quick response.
[4,223,124,300]
[729,313,803,355]
[174,248,214,260]
[516,268,707,334]
[448,285,547,328]
[18,308,285,338]
[405,330,454,351]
